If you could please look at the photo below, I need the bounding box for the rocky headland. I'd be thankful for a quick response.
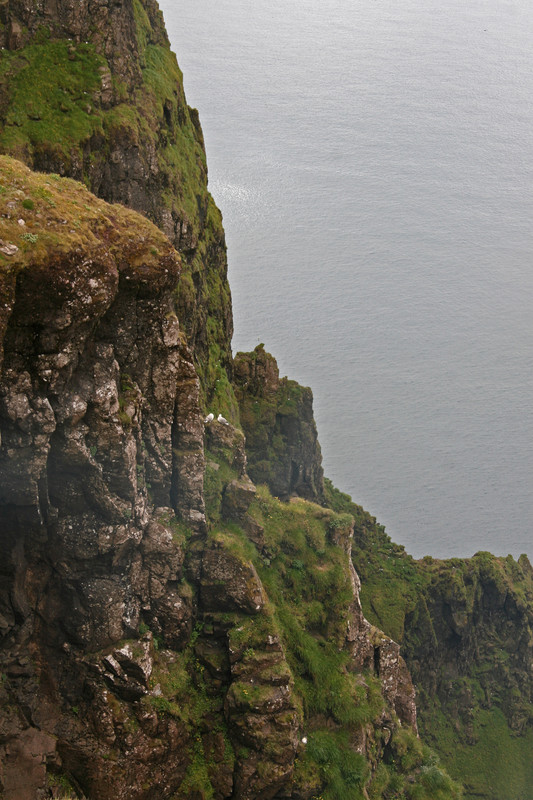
[0,2,531,799]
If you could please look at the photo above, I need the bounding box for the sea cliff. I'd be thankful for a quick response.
[0,2,531,799]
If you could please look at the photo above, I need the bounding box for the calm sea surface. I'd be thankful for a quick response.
[160,0,533,560]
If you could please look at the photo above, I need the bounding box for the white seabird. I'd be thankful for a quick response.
[204,413,214,423]
[217,414,229,425]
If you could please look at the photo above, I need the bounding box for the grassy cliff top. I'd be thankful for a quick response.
[0,154,178,274]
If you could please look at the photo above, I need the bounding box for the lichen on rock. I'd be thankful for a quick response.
[0,156,208,796]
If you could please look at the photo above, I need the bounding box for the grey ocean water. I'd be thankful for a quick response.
[159,0,533,560]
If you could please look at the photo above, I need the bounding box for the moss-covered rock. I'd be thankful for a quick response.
[0,154,209,798]
[0,0,234,404]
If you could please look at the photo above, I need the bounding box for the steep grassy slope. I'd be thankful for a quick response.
[325,482,533,800]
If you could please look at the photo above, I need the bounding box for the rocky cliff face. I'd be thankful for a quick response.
[0,0,233,393]
[1,2,524,799]
[233,345,324,504]
[0,157,454,799]
[403,553,533,800]
[0,157,202,797]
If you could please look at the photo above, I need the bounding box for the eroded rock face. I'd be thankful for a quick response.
[403,553,533,737]
[0,158,205,799]
[0,187,205,647]
[330,516,418,731]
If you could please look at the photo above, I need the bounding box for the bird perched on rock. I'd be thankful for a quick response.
[204,413,214,423]
[217,413,229,425]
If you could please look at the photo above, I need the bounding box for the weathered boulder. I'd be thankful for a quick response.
[222,477,257,522]
[201,541,265,615]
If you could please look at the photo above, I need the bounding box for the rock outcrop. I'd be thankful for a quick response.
[234,345,324,504]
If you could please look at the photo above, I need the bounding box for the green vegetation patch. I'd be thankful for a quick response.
[0,9,234,406]
[327,477,533,799]
[251,487,354,643]
[418,697,533,800]
[175,194,236,410]
[148,643,235,798]
[203,452,236,524]
[0,155,174,274]
[299,729,369,800]
[0,40,105,166]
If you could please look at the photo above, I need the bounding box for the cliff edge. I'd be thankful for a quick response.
[0,2,530,800]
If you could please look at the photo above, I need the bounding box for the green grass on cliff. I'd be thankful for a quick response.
[328,477,533,800]
[251,488,355,648]
[0,4,235,411]
[0,155,173,272]
[418,703,533,800]
[0,37,105,165]
[182,195,236,414]
[246,486,461,800]
[0,12,207,230]
[326,478,427,644]
[195,432,460,800]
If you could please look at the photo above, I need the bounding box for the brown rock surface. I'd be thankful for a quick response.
[234,345,324,503]
[0,157,205,798]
